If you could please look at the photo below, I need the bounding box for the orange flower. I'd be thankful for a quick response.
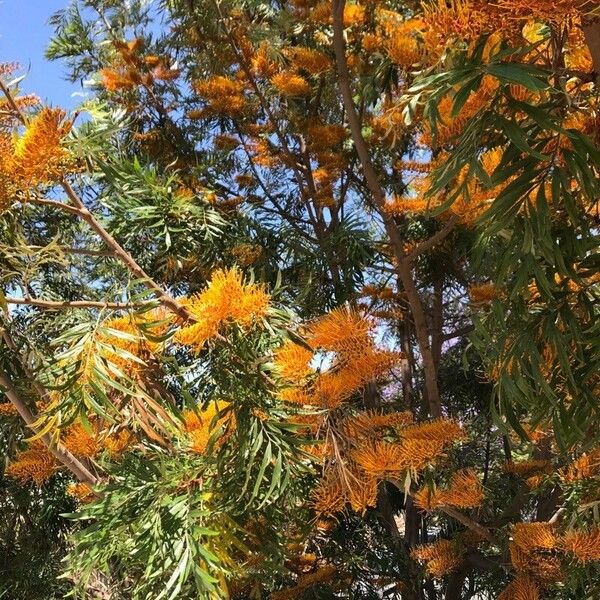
[398,438,446,471]
[494,0,589,21]
[562,449,600,482]
[311,470,346,515]
[183,400,232,454]
[67,482,94,503]
[347,475,379,514]
[12,107,73,186]
[415,469,484,510]
[411,539,462,577]
[251,41,279,77]
[193,76,246,116]
[562,528,600,563]
[497,576,539,600]
[307,307,372,354]
[100,68,138,91]
[175,267,270,350]
[311,349,401,408]
[274,340,314,380]
[400,418,465,446]
[512,522,557,553]
[63,422,99,458]
[503,459,553,477]
[284,47,331,74]
[0,403,18,416]
[270,565,337,600]
[279,387,315,406]
[5,441,57,485]
[98,313,160,375]
[306,123,347,148]
[343,3,365,26]
[104,429,136,458]
[271,71,312,96]
[352,441,405,479]
[386,20,426,67]
[343,410,413,438]
[468,283,501,304]
[384,196,429,216]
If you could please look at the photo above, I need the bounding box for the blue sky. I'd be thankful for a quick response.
[0,0,81,108]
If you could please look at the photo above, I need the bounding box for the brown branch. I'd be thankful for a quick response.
[439,505,496,545]
[331,0,442,416]
[0,363,98,486]
[582,8,600,76]
[406,215,459,262]
[0,82,193,325]
[442,324,474,342]
[22,245,115,258]
[5,296,142,310]
[59,180,192,322]
[27,197,86,216]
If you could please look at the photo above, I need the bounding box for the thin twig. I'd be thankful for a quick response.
[5,297,144,310]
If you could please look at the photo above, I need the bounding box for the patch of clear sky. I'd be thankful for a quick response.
[0,0,85,108]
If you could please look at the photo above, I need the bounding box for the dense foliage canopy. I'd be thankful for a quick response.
[1,0,600,598]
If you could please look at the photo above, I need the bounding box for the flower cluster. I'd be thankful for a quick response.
[175,267,270,350]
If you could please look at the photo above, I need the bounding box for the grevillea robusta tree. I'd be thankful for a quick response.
[0,1,599,598]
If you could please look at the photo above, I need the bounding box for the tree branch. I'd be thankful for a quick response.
[0,82,194,325]
[0,363,98,486]
[5,296,143,310]
[406,215,459,262]
[582,7,600,76]
[439,505,497,545]
[331,0,442,416]
[21,245,115,258]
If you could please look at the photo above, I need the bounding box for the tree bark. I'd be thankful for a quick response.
[331,0,442,417]
[582,7,600,75]
[0,364,98,485]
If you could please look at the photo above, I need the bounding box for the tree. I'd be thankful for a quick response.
[0,0,599,598]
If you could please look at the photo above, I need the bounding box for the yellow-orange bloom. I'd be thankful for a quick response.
[183,400,232,454]
[386,20,426,67]
[271,71,311,96]
[307,123,347,148]
[63,422,99,458]
[398,438,446,472]
[347,475,379,514]
[104,428,136,458]
[193,76,246,116]
[273,340,314,380]
[562,449,600,482]
[343,410,413,438]
[414,469,484,510]
[279,387,315,406]
[312,349,401,408]
[0,402,18,416]
[284,47,331,74]
[562,528,600,563]
[5,441,57,485]
[497,576,539,600]
[12,107,73,186]
[468,283,501,305]
[512,522,557,553]
[270,565,337,600]
[343,3,365,26]
[307,307,372,354]
[411,540,462,577]
[67,482,95,503]
[175,267,270,350]
[503,459,553,477]
[311,470,346,516]
[400,418,465,446]
[352,441,405,479]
